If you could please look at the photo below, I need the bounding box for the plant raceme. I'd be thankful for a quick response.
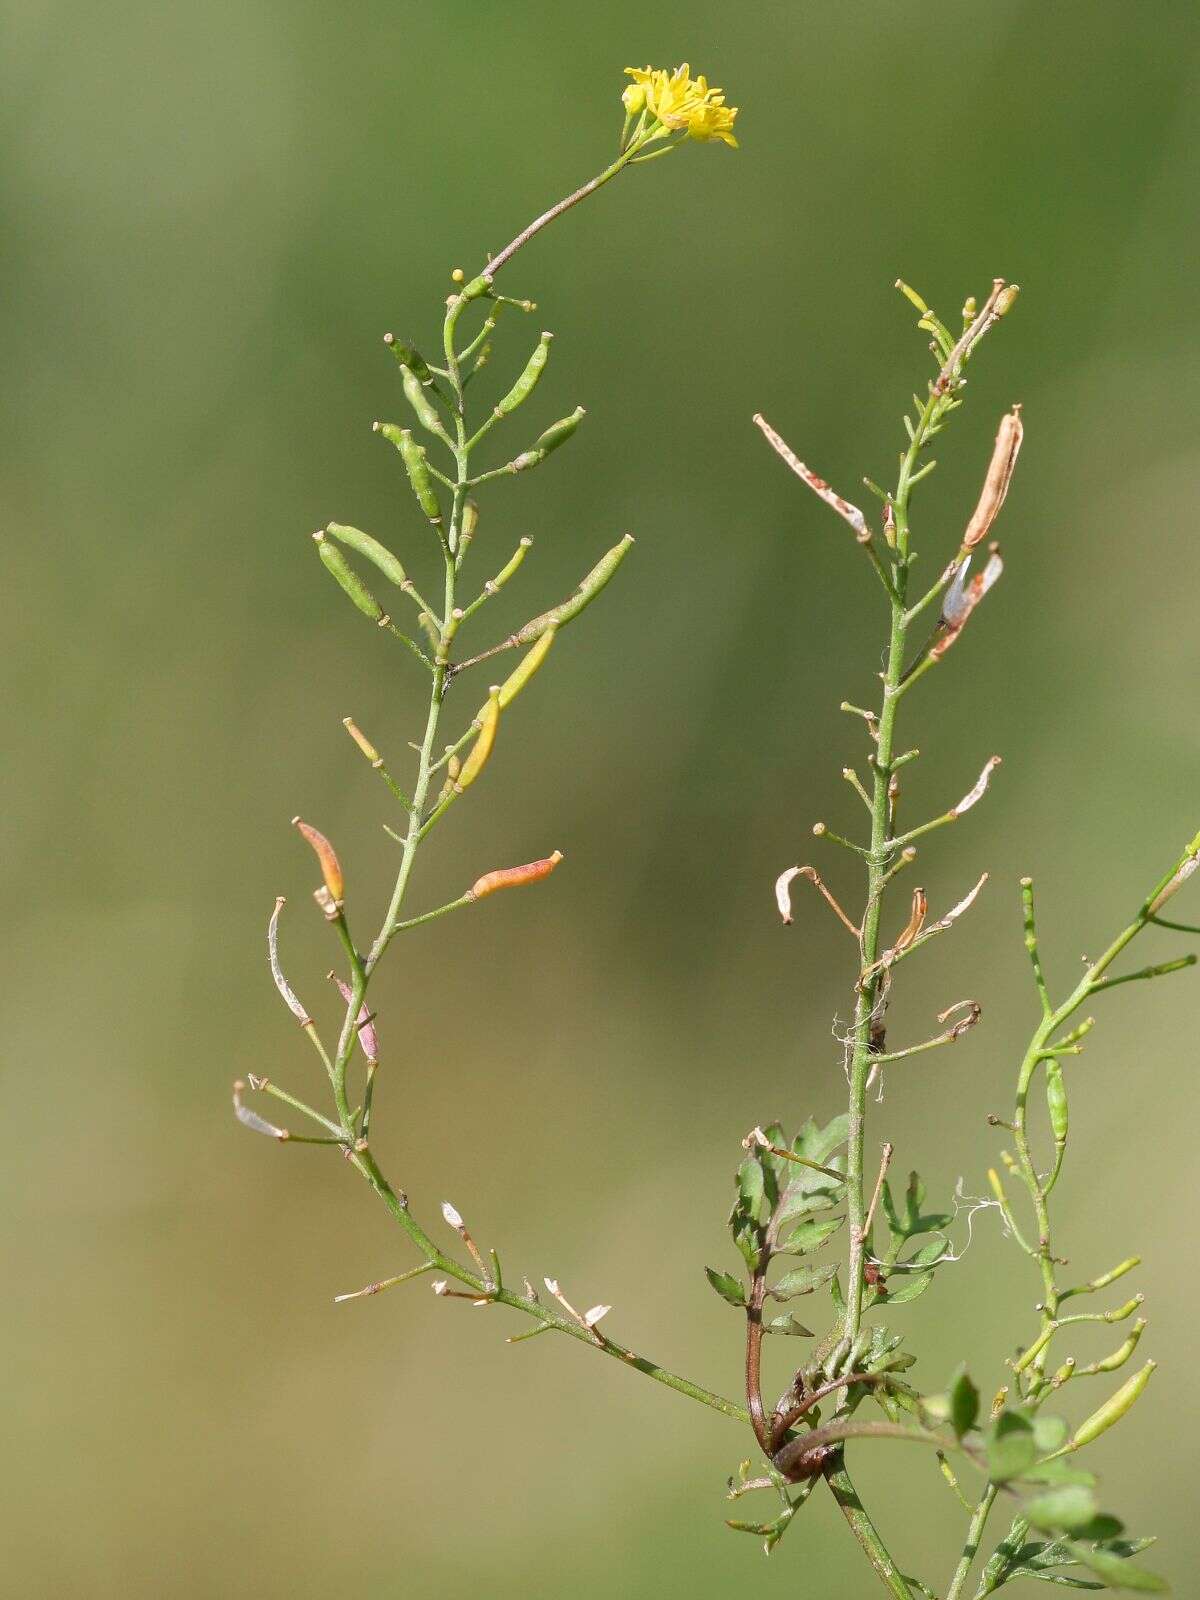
[237,67,1193,1599]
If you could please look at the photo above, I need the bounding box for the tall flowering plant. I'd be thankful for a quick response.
[239,65,1192,1597]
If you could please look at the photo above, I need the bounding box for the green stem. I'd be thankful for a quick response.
[825,1460,921,1600]
[946,1484,999,1600]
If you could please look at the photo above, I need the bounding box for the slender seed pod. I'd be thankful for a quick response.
[497,625,557,709]
[326,523,407,589]
[292,817,345,903]
[402,364,445,437]
[962,407,1023,549]
[1080,1319,1146,1376]
[375,423,443,528]
[383,333,435,387]
[533,405,586,457]
[1045,1059,1068,1145]
[495,332,553,417]
[512,535,634,646]
[313,531,383,621]
[342,718,381,764]
[468,850,564,901]
[456,688,500,792]
[1050,1362,1156,1456]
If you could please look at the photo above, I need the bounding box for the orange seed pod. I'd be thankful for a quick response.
[292,816,345,903]
[468,850,563,901]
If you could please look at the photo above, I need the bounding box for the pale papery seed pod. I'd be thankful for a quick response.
[962,407,1023,550]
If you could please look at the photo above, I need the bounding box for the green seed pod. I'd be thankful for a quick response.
[496,626,557,710]
[402,364,444,437]
[1052,1362,1156,1456]
[533,405,586,457]
[326,523,407,590]
[1045,1060,1068,1146]
[313,531,382,622]
[383,333,435,387]
[1082,1318,1146,1376]
[495,332,553,417]
[375,423,443,527]
[513,535,634,646]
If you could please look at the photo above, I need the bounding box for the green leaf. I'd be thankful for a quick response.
[884,1270,934,1305]
[881,1178,902,1239]
[776,1215,845,1257]
[829,1269,846,1313]
[949,1365,980,1440]
[765,1314,815,1337]
[988,1410,1038,1483]
[1034,1414,1071,1457]
[1026,1486,1102,1535]
[902,1236,949,1269]
[1065,1543,1168,1592]
[769,1263,838,1301]
[904,1170,926,1228]
[737,1156,766,1219]
[795,1112,850,1166]
[705,1266,747,1307]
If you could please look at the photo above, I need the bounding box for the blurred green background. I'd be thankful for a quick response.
[4,1,1199,1593]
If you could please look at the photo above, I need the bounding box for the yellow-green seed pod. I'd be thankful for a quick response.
[495,332,553,417]
[456,688,500,792]
[497,626,556,709]
[995,284,1020,317]
[895,279,931,315]
[343,717,380,764]
[513,534,634,646]
[402,364,444,436]
[313,531,383,621]
[533,405,586,457]
[1051,1362,1156,1456]
[1083,1319,1146,1376]
[1045,1060,1068,1146]
[327,523,407,589]
[376,422,443,527]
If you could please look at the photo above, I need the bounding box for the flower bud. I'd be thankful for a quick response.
[468,850,564,901]
[292,817,345,903]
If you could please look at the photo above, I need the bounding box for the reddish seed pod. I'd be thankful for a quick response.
[292,817,345,903]
[468,850,564,901]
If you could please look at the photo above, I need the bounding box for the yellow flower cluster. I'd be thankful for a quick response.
[623,63,739,147]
